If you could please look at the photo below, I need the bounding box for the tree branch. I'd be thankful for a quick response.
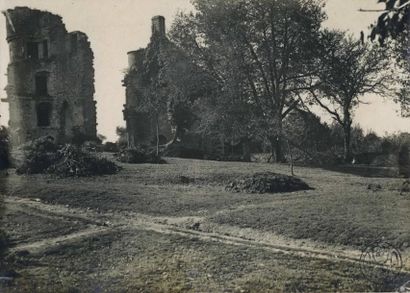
[310,90,344,125]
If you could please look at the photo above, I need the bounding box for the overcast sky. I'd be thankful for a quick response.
[0,0,408,141]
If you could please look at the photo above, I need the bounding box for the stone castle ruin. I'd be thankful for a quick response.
[122,16,174,148]
[122,16,243,159]
[2,7,97,147]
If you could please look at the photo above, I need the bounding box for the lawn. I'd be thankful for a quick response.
[1,157,409,292]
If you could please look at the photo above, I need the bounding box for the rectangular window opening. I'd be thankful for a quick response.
[27,42,39,59]
[35,74,48,96]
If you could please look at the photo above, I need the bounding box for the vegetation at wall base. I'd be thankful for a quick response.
[15,137,120,177]
[116,147,166,164]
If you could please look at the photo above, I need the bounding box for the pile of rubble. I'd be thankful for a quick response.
[226,172,311,194]
[16,137,120,177]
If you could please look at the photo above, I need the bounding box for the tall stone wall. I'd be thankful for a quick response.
[2,7,97,147]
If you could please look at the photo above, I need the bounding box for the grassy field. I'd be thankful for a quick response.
[1,157,410,292]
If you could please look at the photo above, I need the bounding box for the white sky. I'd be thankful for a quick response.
[0,0,408,141]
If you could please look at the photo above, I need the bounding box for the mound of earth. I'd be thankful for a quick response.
[225,172,312,194]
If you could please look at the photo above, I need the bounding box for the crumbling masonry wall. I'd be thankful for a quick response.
[2,7,97,147]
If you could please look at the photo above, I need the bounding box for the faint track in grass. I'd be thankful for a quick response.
[5,196,410,274]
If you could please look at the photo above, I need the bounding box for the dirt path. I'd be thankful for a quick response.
[5,196,409,274]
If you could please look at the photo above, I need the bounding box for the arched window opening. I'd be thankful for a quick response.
[37,102,52,127]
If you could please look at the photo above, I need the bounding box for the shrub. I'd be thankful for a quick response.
[163,144,204,159]
[117,147,165,164]
[47,145,120,177]
[16,136,59,174]
[16,138,120,177]
[103,142,119,153]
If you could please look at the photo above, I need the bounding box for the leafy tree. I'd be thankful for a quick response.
[283,108,334,163]
[161,44,215,144]
[137,35,169,155]
[367,0,410,116]
[369,0,409,43]
[170,0,326,162]
[362,131,383,153]
[310,31,394,162]
[125,28,212,155]
[116,126,127,148]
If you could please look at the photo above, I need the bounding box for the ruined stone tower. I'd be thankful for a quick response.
[123,16,173,148]
[2,7,97,147]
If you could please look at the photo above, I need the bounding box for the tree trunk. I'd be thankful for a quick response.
[156,116,159,157]
[166,125,180,147]
[285,137,294,176]
[270,116,285,163]
[343,110,352,163]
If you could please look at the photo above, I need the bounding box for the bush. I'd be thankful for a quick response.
[103,142,119,153]
[16,138,120,177]
[47,145,120,177]
[16,136,59,174]
[163,144,204,159]
[117,147,165,164]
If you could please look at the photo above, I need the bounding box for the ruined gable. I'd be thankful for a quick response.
[2,7,97,147]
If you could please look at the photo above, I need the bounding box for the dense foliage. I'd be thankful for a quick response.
[16,137,120,177]
[370,0,410,116]
[370,0,409,43]
[170,0,326,162]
